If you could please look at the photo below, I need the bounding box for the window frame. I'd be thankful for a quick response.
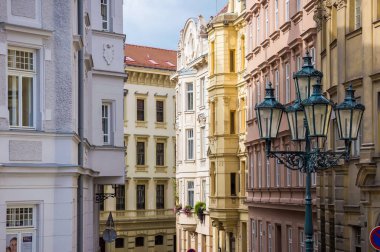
[7,48,37,129]
[156,142,165,166]
[115,185,125,210]
[186,129,194,160]
[275,0,279,30]
[101,0,110,31]
[256,15,261,46]
[156,100,164,123]
[156,184,165,209]
[186,82,194,111]
[136,185,146,210]
[285,62,290,103]
[187,180,194,207]
[136,141,146,166]
[285,0,290,22]
[102,103,111,145]
[136,98,145,121]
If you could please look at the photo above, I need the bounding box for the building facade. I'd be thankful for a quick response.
[206,1,248,251]
[0,0,125,251]
[245,0,318,251]
[174,16,211,252]
[100,44,177,252]
[315,0,380,251]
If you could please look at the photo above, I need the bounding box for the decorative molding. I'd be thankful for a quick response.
[103,43,114,65]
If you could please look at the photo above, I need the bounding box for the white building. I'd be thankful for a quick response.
[0,0,125,251]
[173,16,211,252]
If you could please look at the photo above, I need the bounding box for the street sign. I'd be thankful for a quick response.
[370,226,380,250]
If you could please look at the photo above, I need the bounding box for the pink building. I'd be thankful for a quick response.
[245,0,319,251]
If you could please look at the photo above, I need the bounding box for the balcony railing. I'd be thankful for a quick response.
[100,209,175,221]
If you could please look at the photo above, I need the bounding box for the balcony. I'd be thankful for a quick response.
[177,211,197,232]
[100,209,175,222]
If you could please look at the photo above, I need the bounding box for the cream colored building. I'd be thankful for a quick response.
[100,44,177,252]
[207,1,248,251]
[315,0,380,251]
[173,16,211,252]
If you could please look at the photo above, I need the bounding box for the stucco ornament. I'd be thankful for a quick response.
[197,113,207,126]
[103,43,114,65]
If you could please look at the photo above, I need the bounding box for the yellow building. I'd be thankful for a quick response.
[206,1,248,251]
[99,44,177,252]
[316,0,380,251]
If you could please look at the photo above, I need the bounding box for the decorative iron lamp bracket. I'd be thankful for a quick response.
[96,192,116,203]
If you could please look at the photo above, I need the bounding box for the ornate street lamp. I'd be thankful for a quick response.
[254,53,365,252]
[293,52,323,101]
[255,83,284,140]
[285,100,306,141]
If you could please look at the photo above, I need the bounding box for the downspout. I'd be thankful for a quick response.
[77,0,84,251]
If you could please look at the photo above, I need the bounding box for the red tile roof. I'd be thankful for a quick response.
[217,4,228,16]
[124,44,177,71]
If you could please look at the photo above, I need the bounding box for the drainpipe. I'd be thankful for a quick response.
[77,0,84,251]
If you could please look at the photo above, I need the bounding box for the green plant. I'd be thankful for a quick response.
[194,202,206,215]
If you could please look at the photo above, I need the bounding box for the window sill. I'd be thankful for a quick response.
[246,52,253,61]
[184,160,195,163]
[291,11,303,25]
[135,121,148,128]
[199,105,206,110]
[155,122,167,129]
[135,165,148,172]
[260,38,270,48]
[280,21,291,33]
[253,45,261,55]
[184,110,195,114]
[9,126,36,131]
[346,27,362,41]
[269,30,280,41]
[155,166,167,173]
[374,19,380,28]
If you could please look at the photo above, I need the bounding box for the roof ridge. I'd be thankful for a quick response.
[125,43,177,53]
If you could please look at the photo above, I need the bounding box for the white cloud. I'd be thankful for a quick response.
[123,0,228,50]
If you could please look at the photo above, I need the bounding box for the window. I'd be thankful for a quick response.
[250,151,254,188]
[156,100,164,122]
[231,173,236,196]
[297,56,302,70]
[299,229,305,252]
[186,129,194,160]
[249,22,253,52]
[230,50,235,72]
[285,0,290,21]
[156,184,165,209]
[298,171,304,187]
[354,0,361,29]
[266,159,270,187]
[230,111,235,134]
[187,181,194,207]
[258,152,262,188]
[287,227,293,252]
[156,142,165,166]
[99,185,105,211]
[297,0,302,12]
[202,179,207,202]
[259,221,263,252]
[8,49,36,128]
[286,146,291,186]
[275,0,279,29]
[314,233,319,251]
[257,81,261,103]
[285,63,290,103]
[135,237,144,247]
[115,185,125,210]
[102,103,111,144]
[155,235,164,245]
[268,224,272,252]
[200,77,206,106]
[115,238,124,248]
[275,157,280,187]
[265,8,269,38]
[101,0,110,30]
[251,220,256,251]
[200,127,206,159]
[256,15,260,45]
[137,185,145,209]
[211,41,216,74]
[186,83,194,111]
[312,172,317,186]
[275,70,280,101]
[137,99,145,121]
[352,226,361,251]
[6,206,37,252]
[136,142,145,165]
[309,47,316,67]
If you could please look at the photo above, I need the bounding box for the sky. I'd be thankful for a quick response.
[123,0,228,50]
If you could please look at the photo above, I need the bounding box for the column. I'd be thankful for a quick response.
[226,232,230,252]
[213,226,219,252]
[181,230,186,252]
[220,229,226,252]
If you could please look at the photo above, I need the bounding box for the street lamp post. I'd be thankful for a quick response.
[255,53,365,252]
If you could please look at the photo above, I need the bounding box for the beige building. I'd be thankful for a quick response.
[100,44,177,252]
[315,0,380,251]
[173,16,211,252]
[206,1,248,251]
